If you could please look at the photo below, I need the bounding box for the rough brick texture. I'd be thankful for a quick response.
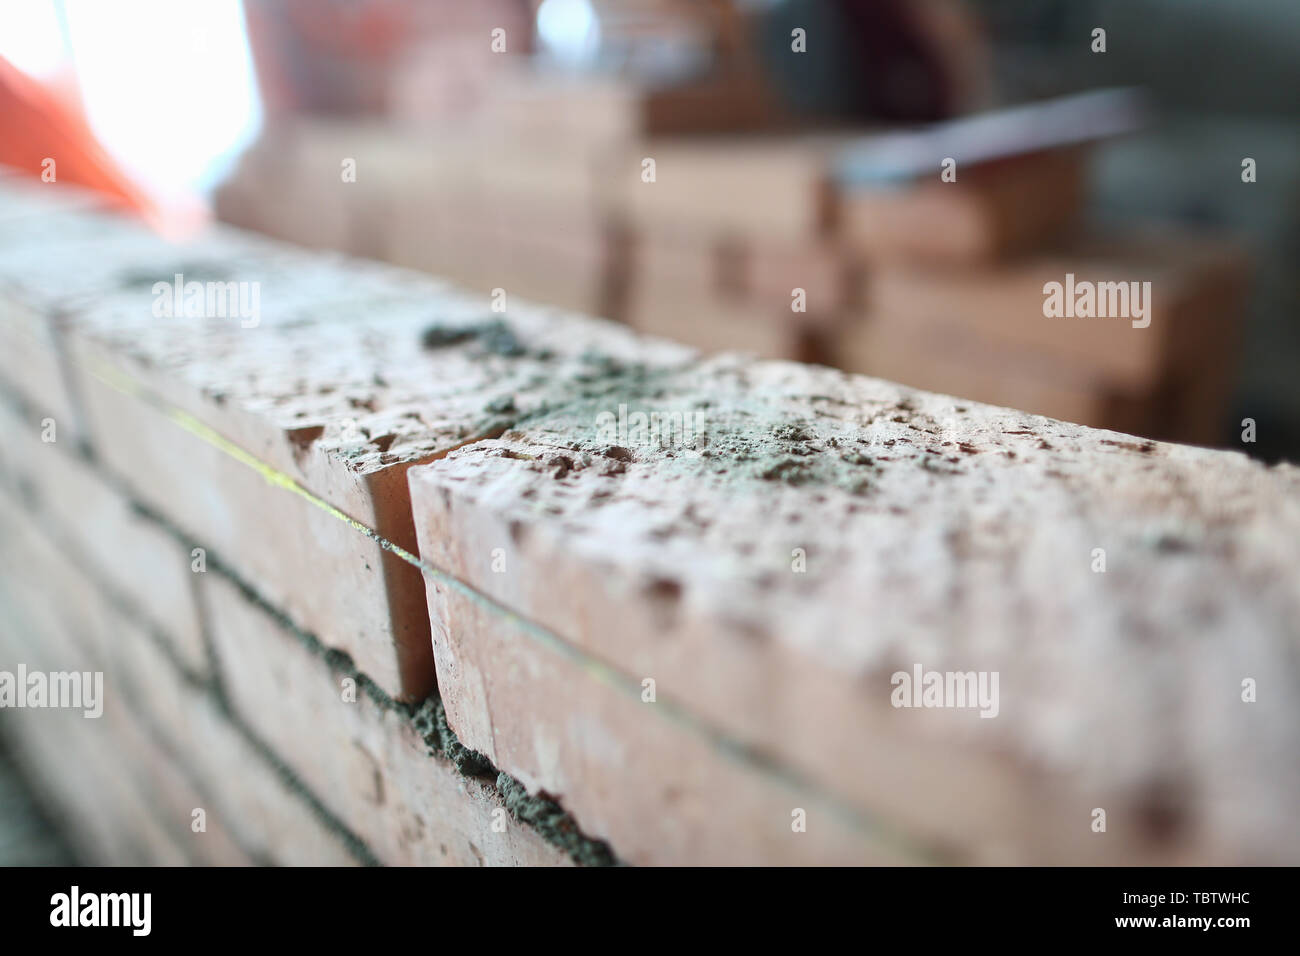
[0,493,247,864]
[3,180,1297,867]
[0,197,688,700]
[0,398,205,674]
[0,484,361,865]
[200,570,573,866]
[408,355,1300,864]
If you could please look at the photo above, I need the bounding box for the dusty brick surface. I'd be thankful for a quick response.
[0,296,81,438]
[418,580,914,864]
[0,488,361,865]
[0,496,250,865]
[0,397,206,674]
[0,188,690,698]
[0,180,123,438]
[0,701,233,866]
[409,354,1300,864]
[200,570,575,866]
[0,177,109,225]
[6,181,1295,866]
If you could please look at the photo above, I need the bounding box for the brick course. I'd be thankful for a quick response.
[2,181,1297,866]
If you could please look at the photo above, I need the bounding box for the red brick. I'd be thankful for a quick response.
[0,489,361,865]
[200,570,575,866]
[828,313,1149,434]
[860,231,1250,391]
[839,148,1085,264]
[595,137,842,242]
[625,285,807,361]
[408,355,1300,864]
[0,499,248,865]
[0,397,205,673]
[31,213,687,699]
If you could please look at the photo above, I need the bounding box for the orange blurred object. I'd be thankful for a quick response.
[0,53,158,224]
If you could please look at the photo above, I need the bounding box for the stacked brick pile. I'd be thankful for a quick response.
[2,175,1298,865]
[217,111,1250,448]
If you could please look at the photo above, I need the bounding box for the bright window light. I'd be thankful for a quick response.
[1,0,262,199]
[536,0,601,69]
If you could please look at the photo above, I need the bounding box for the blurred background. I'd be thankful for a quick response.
[1,0,1298,866]
[4,0,1299,461]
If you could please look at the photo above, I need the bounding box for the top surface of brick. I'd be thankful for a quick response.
[0,182,692,699]
[0,175,109,224]
[408,354,1300,824]
[5,180,1299,861]
[0,188,694,480]
[416,353,1300,670]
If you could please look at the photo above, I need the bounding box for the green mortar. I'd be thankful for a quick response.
[479,354,956,498]
[120,496,621,868]
[410,699,617,868]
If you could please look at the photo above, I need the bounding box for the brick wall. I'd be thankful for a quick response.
[2,175,1298,865]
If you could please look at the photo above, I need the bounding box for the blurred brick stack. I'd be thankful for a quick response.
[219,0,1251,445]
